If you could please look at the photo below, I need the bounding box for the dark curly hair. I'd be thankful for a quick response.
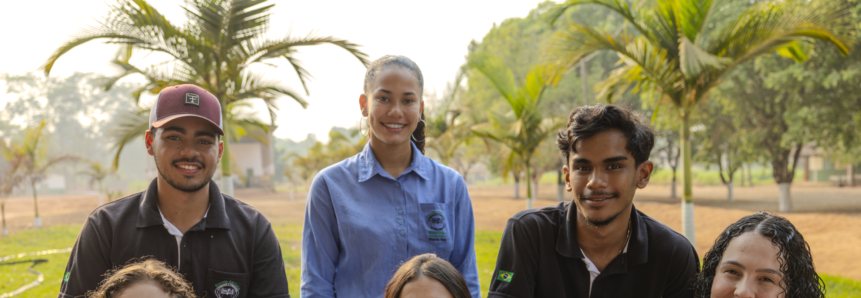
[86,258,196,298]
[556,104,655,166]
[363,55,426,154]
[384,253,471,298]
[693,212,825,298]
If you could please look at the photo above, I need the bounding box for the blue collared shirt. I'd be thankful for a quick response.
[301,142,481,298]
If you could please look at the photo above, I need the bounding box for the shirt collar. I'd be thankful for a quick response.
[556,202,649,266]
[357,141,430,183]
[136,178,231,230]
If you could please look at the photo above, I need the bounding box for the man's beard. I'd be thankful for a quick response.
[577,191,626,227]
[154,153,211,193]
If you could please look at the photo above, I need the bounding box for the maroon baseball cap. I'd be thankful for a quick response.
[149,84,224,135]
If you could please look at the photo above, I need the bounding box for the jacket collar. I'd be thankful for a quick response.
[357,141,430,183]
[136,178,231,230]
[556,202,649,267]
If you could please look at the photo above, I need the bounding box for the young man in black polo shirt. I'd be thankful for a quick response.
[488,105,698,298]
[59,84,290,298]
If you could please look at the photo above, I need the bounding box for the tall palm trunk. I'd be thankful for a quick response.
[848,164,855,187]
[513,172,520,200]
[221,121,234,197]
[2,200,7,236]
[98,180,103,205]
[680,112,695,245]
[525,160,533,210]
[31,179,41,228]
[557,168,565,201]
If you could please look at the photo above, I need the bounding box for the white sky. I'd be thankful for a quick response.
[0,0,548,142]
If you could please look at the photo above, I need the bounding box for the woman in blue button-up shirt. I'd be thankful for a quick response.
[300,55,481,298]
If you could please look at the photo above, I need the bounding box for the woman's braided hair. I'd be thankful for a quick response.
[86,258,196,298]
[693,212,825,298]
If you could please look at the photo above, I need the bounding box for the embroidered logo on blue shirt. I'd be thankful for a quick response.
[426,211,447,242]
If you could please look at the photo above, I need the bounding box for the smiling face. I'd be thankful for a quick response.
[710,232,786,298]
[360,66,423,150]
[400,275,454,298]
[564,129,652,226]
[146,116,223,193]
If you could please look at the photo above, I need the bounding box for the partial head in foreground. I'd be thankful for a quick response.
[87,258,196,298]
[384,253,471,298]
[695,212,824,298]
[145,84,224,193]
[360,55,426,154]
[556,104,655,227]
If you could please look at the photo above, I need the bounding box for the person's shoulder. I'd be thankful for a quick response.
[639,209,695,251]
[507,202,568,230]
[221,193,269,223]
[314,153,361,181]
[422,156,464,182]
[87,192,143,221]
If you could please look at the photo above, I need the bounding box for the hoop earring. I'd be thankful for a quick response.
[360,117,369,137]
[411,119,427,142]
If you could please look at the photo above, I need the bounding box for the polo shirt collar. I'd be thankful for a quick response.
[357,141,430,182]
[556,202,649,266]
[136,178,231,230]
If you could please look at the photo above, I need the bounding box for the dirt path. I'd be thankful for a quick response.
[3,183,859,280]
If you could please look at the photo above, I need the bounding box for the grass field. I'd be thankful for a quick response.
[2,225,859,297]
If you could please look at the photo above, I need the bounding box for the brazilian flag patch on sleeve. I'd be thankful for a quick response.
[497,270,514,282]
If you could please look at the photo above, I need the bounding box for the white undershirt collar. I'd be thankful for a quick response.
[580,236,631,296]
[157,205,209,270]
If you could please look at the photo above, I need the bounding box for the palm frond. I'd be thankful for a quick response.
[678,36,731,79]
[108,108,150,168]
[549,24,681,98]
[710,0,855,64]
[467,53,519,113]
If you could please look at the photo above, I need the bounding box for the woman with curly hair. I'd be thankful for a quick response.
[694,212,825,298]
[384,253,471,298]
[87,258,195,298]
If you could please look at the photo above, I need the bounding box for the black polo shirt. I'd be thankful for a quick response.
[58,179,290,298]
[488,202,698,298]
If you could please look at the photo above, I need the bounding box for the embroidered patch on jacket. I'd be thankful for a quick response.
[425,210,447,242]
[214,280,240,298]
[497,270,514,282]
[63,271,71,282]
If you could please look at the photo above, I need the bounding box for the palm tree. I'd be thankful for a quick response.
[18,121,77,228]
[42,0,370,196]
[0,140,27,236]
[547,0,855,243]
[470,54,565,209]
[426,67,479,175]
[77,161,116,206]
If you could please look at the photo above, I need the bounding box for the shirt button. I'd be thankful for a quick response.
[398,219,403,225]
[398,209,403,215]
[399,230,405,236]
[399,260,404,265]
[395,182,400,187]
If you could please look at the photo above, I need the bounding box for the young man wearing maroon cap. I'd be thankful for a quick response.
[59,85,290,298]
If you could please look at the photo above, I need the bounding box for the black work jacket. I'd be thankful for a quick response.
[59,179,290,298]
[488,202,698,298]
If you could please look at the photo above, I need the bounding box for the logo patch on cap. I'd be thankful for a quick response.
[185,93,200,106]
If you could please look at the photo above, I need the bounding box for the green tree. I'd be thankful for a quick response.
[0,140,27,236]
[42,0,369,196]
[17,120,77,228]
[547,0,855,242]
[470,54,565,209]
[77,161,117,205]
